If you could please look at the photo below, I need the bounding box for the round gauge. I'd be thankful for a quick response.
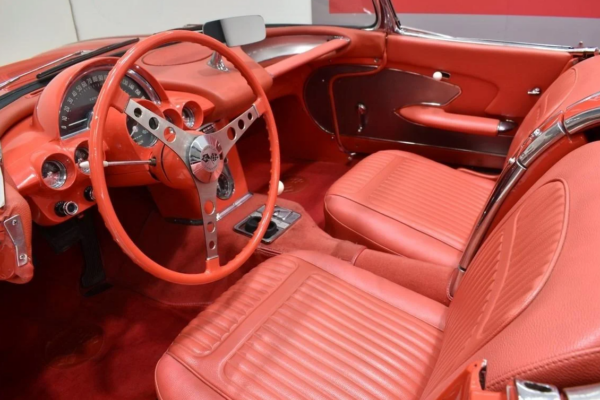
[217,165,235,200]
[126,118,158,147]
[42,161,67,189]
[75,147,90,174]
[58,68,158,145]
[182,107,195,129]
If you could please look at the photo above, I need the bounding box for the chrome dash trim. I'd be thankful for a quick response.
[242,35,333,63]
[217,192,253,221]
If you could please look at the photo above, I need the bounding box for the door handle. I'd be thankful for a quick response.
[357,103,367,133]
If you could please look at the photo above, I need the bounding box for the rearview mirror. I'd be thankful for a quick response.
[204,15,266,47]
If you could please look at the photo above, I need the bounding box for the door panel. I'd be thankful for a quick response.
[386,35,573,118]
[303,31,573,168]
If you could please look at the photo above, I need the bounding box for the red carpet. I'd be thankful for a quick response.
[0,235,195,400]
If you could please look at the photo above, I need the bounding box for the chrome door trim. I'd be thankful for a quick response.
[376,0,598,56]
[397,27,599,56]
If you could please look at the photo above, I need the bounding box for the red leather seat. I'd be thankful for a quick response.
[156,142,600,399]
[323,57,600,267]
[325,150,495,266]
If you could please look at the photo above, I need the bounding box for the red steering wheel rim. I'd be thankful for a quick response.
[89,30,280,285]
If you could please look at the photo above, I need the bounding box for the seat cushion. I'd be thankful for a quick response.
[324,150,495,267]
[156,251,447,400]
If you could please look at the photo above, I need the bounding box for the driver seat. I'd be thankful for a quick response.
[155,142,600,399]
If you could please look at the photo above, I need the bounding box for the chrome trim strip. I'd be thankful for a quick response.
[217,192,253,221]
[515,380,560,400]
[0,50,91,89]
[564,106,600,134]
[397,26,599,55]
[453,159,527,294]
[4,215,29,267]
[564,383,600,400]
[455,103,600,294]
[242,35,332,63]
[518,122,566,167]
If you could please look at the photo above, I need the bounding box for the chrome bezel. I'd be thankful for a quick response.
[41,160,67,189]
[182,106,196,129]
[59,65,160,140]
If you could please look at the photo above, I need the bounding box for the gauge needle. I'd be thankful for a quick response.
[68,118,88,127]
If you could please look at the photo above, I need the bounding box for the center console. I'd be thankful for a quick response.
[234,205,301,243]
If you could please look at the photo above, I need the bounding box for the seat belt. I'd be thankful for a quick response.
[437,360,600,399]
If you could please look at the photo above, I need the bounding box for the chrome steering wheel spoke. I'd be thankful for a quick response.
[195,180,220,270]
[208,104,261,158]
[124,98,194,161]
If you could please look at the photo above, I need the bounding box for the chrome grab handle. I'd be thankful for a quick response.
[357,103,367,133]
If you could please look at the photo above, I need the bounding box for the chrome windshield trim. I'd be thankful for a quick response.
[0,50,91,90]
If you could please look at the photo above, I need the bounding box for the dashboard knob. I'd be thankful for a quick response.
[55,201,79,217]
[84,186,95,202]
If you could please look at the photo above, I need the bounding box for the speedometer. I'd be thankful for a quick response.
[58,68,158,147]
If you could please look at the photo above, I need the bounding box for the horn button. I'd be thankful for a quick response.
[189,136,224,183]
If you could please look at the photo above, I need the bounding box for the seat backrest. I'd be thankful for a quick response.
[505,55,600,165]
[422,141,600,399]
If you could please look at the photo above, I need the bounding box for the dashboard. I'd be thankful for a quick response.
[0,29,353,227]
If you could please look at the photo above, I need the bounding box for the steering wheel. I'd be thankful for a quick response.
[88,30,280,285]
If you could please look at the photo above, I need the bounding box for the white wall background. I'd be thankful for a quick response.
[0,0,312,66]
[0,0,78,65]
[1,0,599,66]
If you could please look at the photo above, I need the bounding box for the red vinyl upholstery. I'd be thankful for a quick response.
[156,142,600,399]
[324,56,600,265]
[324,150,495,266]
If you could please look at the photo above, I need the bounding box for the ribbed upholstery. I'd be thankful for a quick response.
[329,151,397,195]
[171,259,298,356]
[423,181,567,397]
[325,150,495,266]
[223,274,443,399]
[368,156,491,249]
[161,253,446,400]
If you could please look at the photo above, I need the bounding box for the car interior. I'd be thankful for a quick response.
[1,1,600,399]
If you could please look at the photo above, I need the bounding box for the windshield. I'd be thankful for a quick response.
[70,0,377,37]
[0,0,376,66]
